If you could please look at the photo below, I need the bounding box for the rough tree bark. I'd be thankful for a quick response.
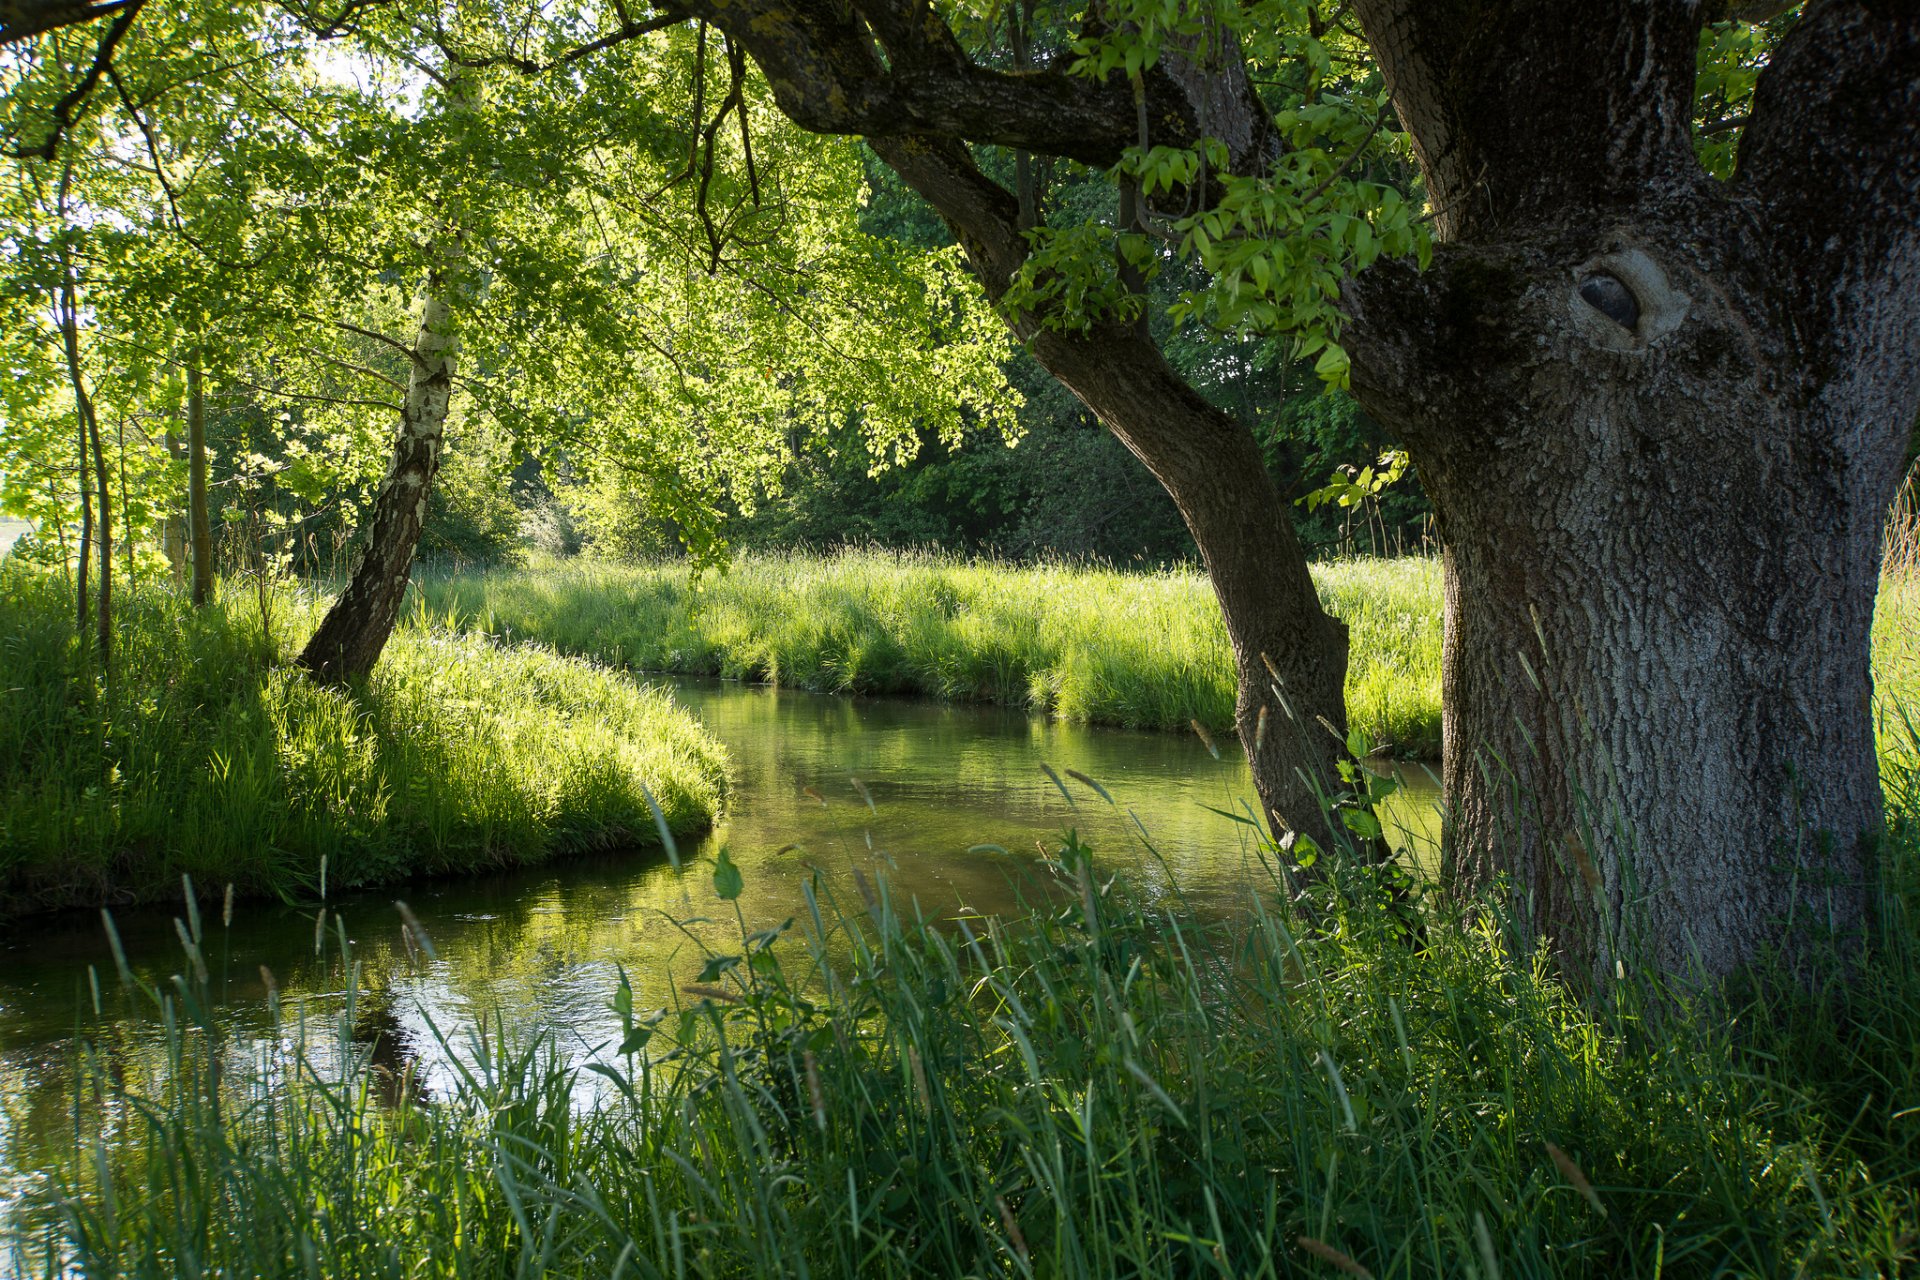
[296,264,460,682]
[1340,0,1920,983]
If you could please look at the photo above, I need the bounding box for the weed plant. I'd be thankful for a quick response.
[8,754,1917,1279]
[418,551,1447,757]
[0,567,728,911]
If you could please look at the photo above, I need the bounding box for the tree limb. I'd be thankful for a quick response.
[6,0,145,161]
[0,0,131,45]
[1738,0,1920,324]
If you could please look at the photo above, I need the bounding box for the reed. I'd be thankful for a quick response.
[10,745,1917,1279]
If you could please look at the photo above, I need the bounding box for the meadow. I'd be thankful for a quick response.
[420,548,1920,763]
[419,551,1448,757]
[0,567,729,912]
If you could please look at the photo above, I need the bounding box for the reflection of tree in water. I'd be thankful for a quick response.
[350,979,428,1108]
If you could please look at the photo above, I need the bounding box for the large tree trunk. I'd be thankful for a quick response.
[296,271,458,682]
[1355,240,1904,983]
[1343,0,1920,983]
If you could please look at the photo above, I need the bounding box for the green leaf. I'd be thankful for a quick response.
[712,846,743,900]
[1342,809,1384,841]
[696,954,741,983]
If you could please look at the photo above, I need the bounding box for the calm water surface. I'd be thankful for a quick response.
[0,677,1438,1218]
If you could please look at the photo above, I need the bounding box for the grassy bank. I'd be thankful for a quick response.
[0,568,728,912]
[419,551,1448,756]
[11,770,1918,1278]
[420,550,1920,762]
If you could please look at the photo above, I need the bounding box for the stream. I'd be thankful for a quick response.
[0,676,1439,1222]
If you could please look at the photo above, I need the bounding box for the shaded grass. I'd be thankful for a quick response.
[10,754,1918,1279]
[419,550,1447,757]
[0,567,728,912]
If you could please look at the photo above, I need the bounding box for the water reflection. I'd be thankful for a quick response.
[0,677,1439,1215]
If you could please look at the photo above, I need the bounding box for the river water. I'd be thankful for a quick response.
[0,677,1438,1222]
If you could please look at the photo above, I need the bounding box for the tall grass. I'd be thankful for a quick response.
[421,547,1920,763]
[0,567,729,912]
[10,753,1918,1278]
[418,551,1447,757]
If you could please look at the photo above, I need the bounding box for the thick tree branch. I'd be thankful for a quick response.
[673,0,1274,172]
[1738,0,1920,324]
[0,0,129,45]
[1350,0,1702,239]
[5,0,144,160]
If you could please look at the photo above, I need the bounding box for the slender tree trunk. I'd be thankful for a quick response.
[296,268,460,682]
[59,249,109,668]
[162,428,187,586]
[186,359,214,606]
[74,408,91,636]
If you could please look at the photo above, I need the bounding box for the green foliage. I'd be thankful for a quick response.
[14,761,1919,1277]
[0,565,728,911]
[1693,8,1799,179]
[419,419,527,569]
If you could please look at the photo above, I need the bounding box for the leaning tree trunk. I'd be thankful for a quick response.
[871,136,1357,855]
[1344,0,1920,985]
[297,268,459,683]
[678,0,1371,856]
[1026,326,1356,851]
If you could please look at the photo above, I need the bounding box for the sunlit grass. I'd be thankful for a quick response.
[0,567,728,911]
[418,550,1447,756]
[425,548,1920,772]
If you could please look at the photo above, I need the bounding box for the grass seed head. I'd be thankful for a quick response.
[1296,1236,1372,1278]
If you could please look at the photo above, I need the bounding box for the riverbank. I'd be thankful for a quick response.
[420,550,1920,763]
[420,551,1448,756]
[0,568,728,914]
[14,764,1918,1277]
